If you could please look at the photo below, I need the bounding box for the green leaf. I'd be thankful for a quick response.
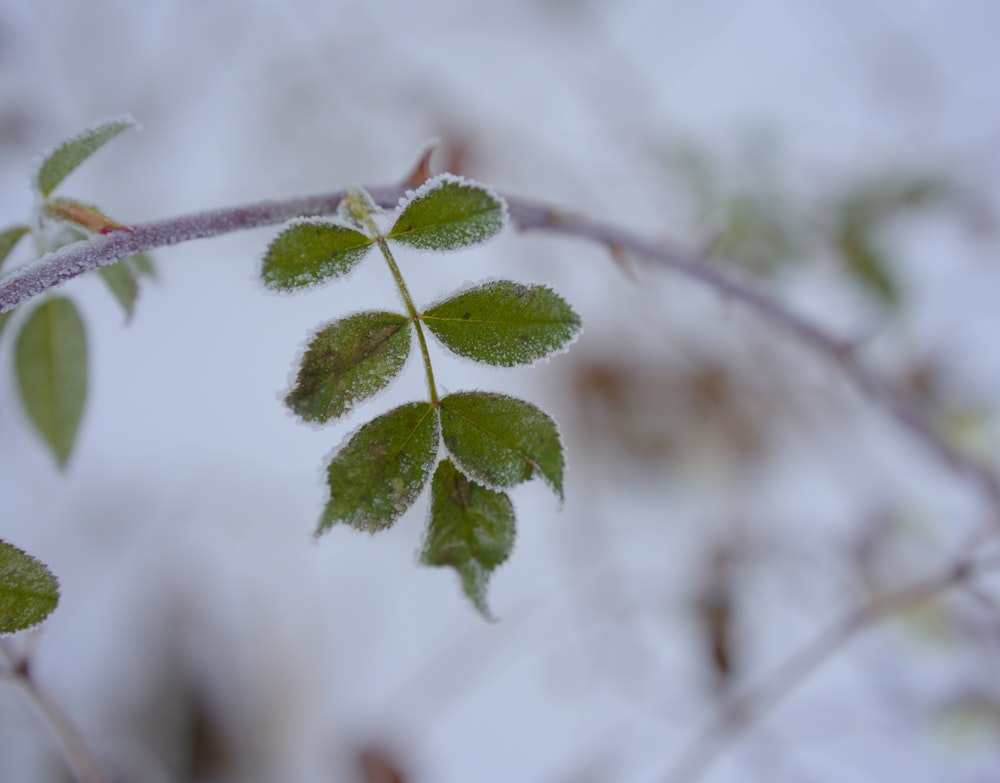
[261,219,374,291]
[127,252,156,279]
[98,259,140,320]
[440,392,565,499]
[286,311,412,423]
[422,280,581,366]
[337,187,381,233]
[837,223,898,307]
[15,297,88,467]
[320,402,439,533]
[387,174,506,252]
[35,115,138,198]
[0,225,30,270]
[421,458,515,620]
[0,541,59,634]
[0,310,11,341]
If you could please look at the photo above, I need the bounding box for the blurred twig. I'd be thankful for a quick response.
[661,547,1000,783]
[0,638,107,783]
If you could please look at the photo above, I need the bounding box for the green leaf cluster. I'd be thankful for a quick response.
[264,176,579,617]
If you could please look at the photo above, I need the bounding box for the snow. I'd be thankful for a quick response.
[1,1,999,782]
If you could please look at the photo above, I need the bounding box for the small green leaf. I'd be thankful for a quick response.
[422,280,581,366]
[387,174,506,252]
[15,297,88,467]
[0,310,11,340]
[440,392,565,499]
[98,259,140,320]
[127,252,156,279]
[0,225,30,270]
[35,115,138,198]
[837,224,898,307]
[0,541,59,634]
[421,458,515,620]
[320,402,439,533]
[286,311,412,423]
[337,187,381,233]
[261,219,374,291]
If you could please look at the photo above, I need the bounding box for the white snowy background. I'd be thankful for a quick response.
[1,1,999,781]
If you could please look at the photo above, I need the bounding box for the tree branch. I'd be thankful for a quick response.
[1,181,997,514]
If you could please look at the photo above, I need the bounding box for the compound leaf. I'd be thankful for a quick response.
[0,225,29,270]
[262,219,373,291]
[440,392,565,499]
[421,458,515,620]
[15,297,88,468]
[422,280,580,366]
[0,541,59,634]
[320,402,439,534]
[387,174,506,252]
[35,115,138,198]
[287,311,411,423]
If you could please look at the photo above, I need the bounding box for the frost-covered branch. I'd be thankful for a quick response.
[1,179,997,515]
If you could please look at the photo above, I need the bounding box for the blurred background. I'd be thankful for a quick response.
[2,0,1000,781]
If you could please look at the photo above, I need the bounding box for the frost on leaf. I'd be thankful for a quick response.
[422,280,581,366]
[337,187,382,233]
[320,402,439,534]
[15,297,88,468]
[261,219,373,291]
[421,458,515,620]
[440,392,565,499]
[34,115,139,198]
[0,540,59,635]
[286,311,412,423]
[387,174,507,252]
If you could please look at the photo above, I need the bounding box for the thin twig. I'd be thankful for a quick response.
[0,639,107,783]
[2,182,994,516]
[661,552,993,783]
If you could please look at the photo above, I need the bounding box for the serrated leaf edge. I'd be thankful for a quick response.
[317,401,441,534]
[0,540,60,636]
[282,309,412,427]
[440,391,565,500]
[390,173,509,250]
[261,216,375,294]
[421,277,584,369]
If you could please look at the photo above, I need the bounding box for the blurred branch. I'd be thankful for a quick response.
[0,639,107,783]
[1,175,997,516]
[661,547,1000,783]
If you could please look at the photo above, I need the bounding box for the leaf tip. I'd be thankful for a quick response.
[34,115,141,197]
